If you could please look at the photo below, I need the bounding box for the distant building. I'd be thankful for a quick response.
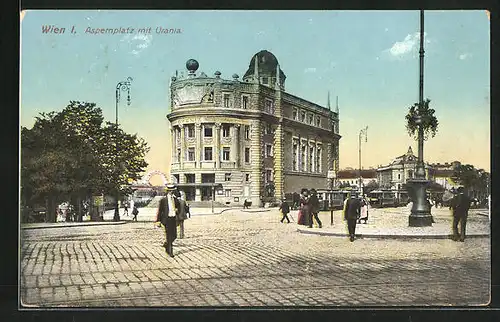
[428,161,461,190]
[337,169,377,189]
[167,50,341,207]
[376,146,431,190]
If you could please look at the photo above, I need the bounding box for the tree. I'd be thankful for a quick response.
[451,164,490,200]
[363,180,379,194]
[21,101,150,223]
[405,99,439,140]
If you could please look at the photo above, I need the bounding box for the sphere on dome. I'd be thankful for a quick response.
[186,59,199,72]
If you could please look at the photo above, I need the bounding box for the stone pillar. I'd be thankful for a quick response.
[250,120,262,207]
[179,124,185,169]
[233,124,240,167]
[170,125,175,164]
[195,122,202,168]
[214,123,221,168]
[195,171,202,202]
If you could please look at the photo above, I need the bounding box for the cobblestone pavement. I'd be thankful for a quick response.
[20,209,490,307]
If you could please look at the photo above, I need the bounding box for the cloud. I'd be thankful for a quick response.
[385,32,430,58]
[304,67,316,73]
[459,53,471,60]
[121,34,153,56]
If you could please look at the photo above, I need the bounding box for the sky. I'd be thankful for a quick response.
[20,10,490,185]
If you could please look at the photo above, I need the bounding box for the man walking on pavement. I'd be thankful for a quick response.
[309,189,322,228]
[279,198,291,223]
[177,191,189,239]
[156,184,180,257]
[344,192,361,242]
[450,186,472,242]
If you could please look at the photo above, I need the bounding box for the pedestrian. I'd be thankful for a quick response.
[344,192,361,242]
[309,189,322,228]
[123,202,129,216]
[279,198,291,223]
[177,191,189,239]
[298,189,311,226]
[358,196,369,224]
[243,199,250,209]
[156,184,180,257]
[132,205,139,221]
[450,186,472,242]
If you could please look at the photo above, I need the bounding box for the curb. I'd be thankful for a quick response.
[21,221,128,230]
[296,228,490,239]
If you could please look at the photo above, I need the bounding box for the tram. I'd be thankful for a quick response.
[316,189,350,211]
[367,190,409,208]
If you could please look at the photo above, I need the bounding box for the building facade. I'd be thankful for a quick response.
[428,161,461,190]
[167,50,341,207]
[337,168,377,189]
[376,146,431,190]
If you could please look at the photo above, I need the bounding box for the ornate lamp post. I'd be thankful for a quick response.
[408,10,432,227]
[113,77,133,222]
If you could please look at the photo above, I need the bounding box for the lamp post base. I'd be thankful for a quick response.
[407,178,432,227]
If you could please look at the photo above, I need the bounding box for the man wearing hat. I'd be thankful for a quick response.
[450,186,472,242]
[344,192,361,242]
[156,184,180,257]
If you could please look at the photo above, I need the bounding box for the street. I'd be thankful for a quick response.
[20,208,490,307]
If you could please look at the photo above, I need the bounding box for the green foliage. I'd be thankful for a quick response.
[363,180,379,194]
[451,164,490,199]
[405,99,439,140]
[21,101,150,222]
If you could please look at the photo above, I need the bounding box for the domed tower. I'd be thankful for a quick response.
[242,50,286,90]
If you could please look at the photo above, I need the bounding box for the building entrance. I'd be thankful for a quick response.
[201,187,212,201]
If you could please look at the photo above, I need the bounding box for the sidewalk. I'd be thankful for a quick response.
[21,220,127,230]
[295,207,490,239]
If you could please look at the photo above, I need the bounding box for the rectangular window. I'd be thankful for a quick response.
[225,173,231,181]
[245,174,250,182]
[293,108,298,120]
[265,99,274,114]
[265,169,273,183]
[222,147,230,161]
[222,125,230,137]
[186,124,195,138]
[293,142,298,171]
[187,147,195,161]
[300,111,306,122]
[315,116,321,127]
[177,148,181,162]
[223,94,230,108]
[245,125,250,140]
[308,113,314,124]
[309,146,314,172]
[265,123,274,135]
[242,96,248,109]
[301,145,307,171]
[316,146,322,172]
[266,144,273,157]
[185,174,195,183]
[204,125,213,137]
[204,147,213,161]
[225,189,232,197]
[262,77,268,85]
[245,148,250,163]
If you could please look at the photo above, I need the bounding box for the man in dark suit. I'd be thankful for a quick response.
[309,189,322,228]
[279,198,291,223]
[450,186,472,242]
[156,184,180,257]
[344,192,361,242]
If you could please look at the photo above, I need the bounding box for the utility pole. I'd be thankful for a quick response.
[113,77,133,222]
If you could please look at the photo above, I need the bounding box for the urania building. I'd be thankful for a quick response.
[167,50,341,207]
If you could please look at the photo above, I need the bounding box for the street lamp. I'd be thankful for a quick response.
[358,126,368,195]
[408,10,432,227]
[113,77,133,222]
